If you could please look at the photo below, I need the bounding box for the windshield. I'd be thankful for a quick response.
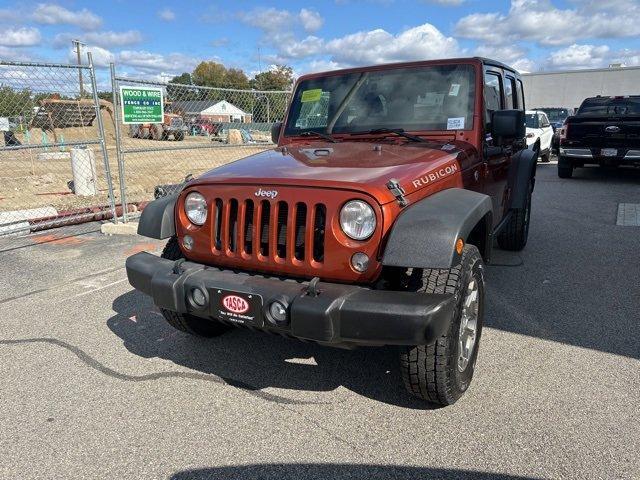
[538,108,570,122]
[284,64,476,136]
[525,114,538,128]
[577,97,640,116]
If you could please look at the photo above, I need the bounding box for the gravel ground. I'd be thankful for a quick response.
[0,161,638,480]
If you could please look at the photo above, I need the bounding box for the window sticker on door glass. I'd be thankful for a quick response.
[301,89,323,103]
[447,117,465,130]
[448,84,461,96]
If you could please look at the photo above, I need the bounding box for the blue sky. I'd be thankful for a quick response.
[1,0,639,82]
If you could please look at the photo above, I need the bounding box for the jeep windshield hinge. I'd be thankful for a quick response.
[386,179,408,207]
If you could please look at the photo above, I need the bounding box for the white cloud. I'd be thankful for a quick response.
[239,8,324,36]
[118,50,199,74]
[158,8,175,21]
[0,27,41,47]
[53,30,142,49]
[299,9,323,32]
[85,30,142,48]
[68,45,115,68]
[547,44,611,69]
[32,3,102,30]
[277,23,459,68]
[456,0,640,47]
[474,44,535,72]
[0,46,34,62]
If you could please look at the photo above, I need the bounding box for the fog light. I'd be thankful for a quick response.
[191,287,207,308]
[351,252,369,272]
[183,235,194,250]
[269,300,288,324]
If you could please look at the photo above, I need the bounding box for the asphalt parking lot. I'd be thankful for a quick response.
[1,160,638,480]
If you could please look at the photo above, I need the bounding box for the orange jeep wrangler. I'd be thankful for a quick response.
[126,57,536,406]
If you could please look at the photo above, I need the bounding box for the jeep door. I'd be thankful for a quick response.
[482,69,511,226]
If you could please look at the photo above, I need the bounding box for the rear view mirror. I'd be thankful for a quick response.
[491,110,525,143]
[271,122,283,144]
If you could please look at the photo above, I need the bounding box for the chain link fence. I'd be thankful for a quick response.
[0,55,118,236]
[0,57,291,236]
[110,67,290,221]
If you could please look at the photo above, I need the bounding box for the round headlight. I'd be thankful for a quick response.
[184,192,207,225]
[340,200,376,240]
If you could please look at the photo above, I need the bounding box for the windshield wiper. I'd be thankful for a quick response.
[298,131,340,143]
[351,128,427,143]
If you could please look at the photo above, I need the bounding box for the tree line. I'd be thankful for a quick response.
[166,62,294,122]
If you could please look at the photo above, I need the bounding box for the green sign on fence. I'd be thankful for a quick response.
[120,86,164,124]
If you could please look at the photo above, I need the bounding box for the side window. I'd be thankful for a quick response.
[516,79,525,110]
[505,76,516,109]
[484,72,502,129]
[540,113,550,128]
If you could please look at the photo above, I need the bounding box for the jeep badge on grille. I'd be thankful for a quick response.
[255,188,278,198]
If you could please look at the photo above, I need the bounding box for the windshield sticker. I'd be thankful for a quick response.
[301,89,323,103]
[447,117,465,130]
[412,162,459,189]
[448,84,461,96]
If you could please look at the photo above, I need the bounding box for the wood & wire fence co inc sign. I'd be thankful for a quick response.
[119,86,164,124]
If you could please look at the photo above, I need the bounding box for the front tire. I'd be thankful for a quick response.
[159,237,231,338]
[399,245,485,407]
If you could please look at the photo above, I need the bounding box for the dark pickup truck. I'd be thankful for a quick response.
[558,95,640,178]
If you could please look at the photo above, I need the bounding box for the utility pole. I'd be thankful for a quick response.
[72,39,86,97]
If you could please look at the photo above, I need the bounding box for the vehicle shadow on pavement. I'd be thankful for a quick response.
[108,290,434,409]
[169,463,540,480]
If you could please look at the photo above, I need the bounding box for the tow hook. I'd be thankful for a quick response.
[305,277,321,297]
[386,178,408,207]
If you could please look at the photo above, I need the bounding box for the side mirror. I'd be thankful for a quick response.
[271,122,283,144]
[491,110,525,143]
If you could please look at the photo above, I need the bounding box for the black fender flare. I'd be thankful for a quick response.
[137,194,177,239]
[382,188,493,269]
[508,148,537,210]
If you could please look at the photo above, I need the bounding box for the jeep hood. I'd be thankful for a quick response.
[192,141,472,204]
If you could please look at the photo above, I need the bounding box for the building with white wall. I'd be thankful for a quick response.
[522,66,640,109]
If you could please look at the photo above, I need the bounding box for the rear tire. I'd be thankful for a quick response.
[399,245,485,407]
[557,156,574,178]
[159,237,231,338]
[497,178,532,251]
[152,125,164,141]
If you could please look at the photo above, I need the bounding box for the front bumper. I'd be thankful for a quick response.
[126,252,455,347]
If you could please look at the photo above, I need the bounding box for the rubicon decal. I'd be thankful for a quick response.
[222,295,250,314]
[412,163,459,188]
[255,188,278,198]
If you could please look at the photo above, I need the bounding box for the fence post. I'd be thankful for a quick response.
[110,63,128,223]
[87,52,118,223]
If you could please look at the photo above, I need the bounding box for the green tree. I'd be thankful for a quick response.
[251,65,294,91]
[0,87,34,117]
[167,72,199,101]
[169,73,193,85]
[192,61,227,87]
[225,68,250,89]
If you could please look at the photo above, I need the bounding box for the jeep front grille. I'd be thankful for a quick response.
[211,197,326,264]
